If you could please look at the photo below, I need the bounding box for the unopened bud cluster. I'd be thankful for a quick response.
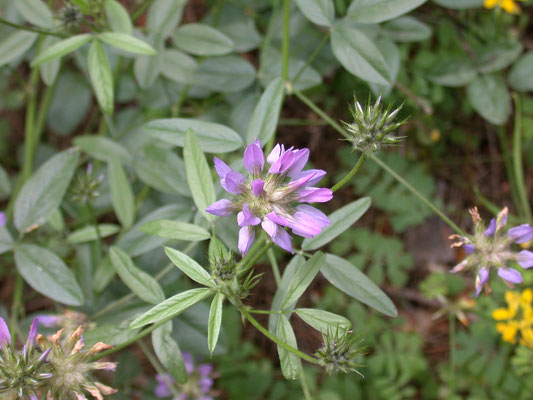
[344,96,406,154]
[70,163,104,204]
[0,317,117,399]
[315,329,364,376]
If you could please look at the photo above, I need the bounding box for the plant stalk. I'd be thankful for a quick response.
[331,154,366,192]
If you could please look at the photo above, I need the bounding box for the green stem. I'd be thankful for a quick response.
[496,126,521,213]
[138,339,181,398]
[21,67,40,182]
[0,18,65,37]
[449,313,456,396]
[281,0,291,83]
[331,154,366,192]
[300,370,313,400]
[512,94,532,224]
[267,248,281,286]
[9,274,24,342]
[292,89,349,139]
[292,31,330,84]
[238,241,274,276]
[249,309,292,315]
[132,0,156,22]
[370,154,468,237]
[240,307,320,365]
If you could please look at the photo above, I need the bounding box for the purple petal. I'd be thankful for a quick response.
[296,205,330,228]
[0,317,11,347]
[251,179,264,197]
[265,212,289,227]
[182,352,194,375]
[243,140,264,173]
[516,250,533,269]
[271,229,294,254]
[497,267,523,284]
[287,148,309,177]
[508,224,533,244]
[286,171,319,192]
[475,267,490,297]
[27,319,38,347]
[237,204,261,227]
[199,376,214,392]
[289,208,330,238]
[298,187,333,203]
[35,315,61,327]
[155,380,172,398]
[86,162,93,175]
[206,199,233,217]
[0,212,6,227]
[30,396,38,400]
[484,218,496,237]
[238,226,255,256]
[222,171,245,194]
[213,157,232,179]
[463,244,475,254]
[267,144,284,164]
[197,363,213,377]
[293,169,327,186]
[38,347,51,363]
[261,219,278,237]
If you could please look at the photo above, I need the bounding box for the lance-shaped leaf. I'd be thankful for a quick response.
[73,135,132,165]
[0,31,37,67]
[347,0,427,24]
[276,315,302,380]
[16,0,53,28]
[295,308,351,334]
[152,321,187,384]
[67,224,120,243]
[173,23,234,56]
[105,0,133,34]
[88,39,114,115]
[295,0,335,27]
[130,288,213,329]
[164,247,215,288]
[140,220,210,241]
[110,246,165,304]
[108,158,135,228]
[208,292,224,355]
[99,32,156,55]
[281,252,325,310]
[31,34,91,66]
[14,148,79,233]
[246,77,284,144]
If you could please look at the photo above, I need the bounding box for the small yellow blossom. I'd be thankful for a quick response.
[484,0,526,14]
[492,289,533,349]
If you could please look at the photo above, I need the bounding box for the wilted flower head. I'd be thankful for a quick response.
[492,289,533,349]
[155,352,214,400]
[450,207,533,297]
[0,318,52,399]
[344,96,406,154]
[206,140,332,255]
[315,329,364,376]
[57,2,82,30]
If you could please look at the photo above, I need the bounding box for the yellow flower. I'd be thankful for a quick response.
[484,0,525,13]
[492,289,533,349]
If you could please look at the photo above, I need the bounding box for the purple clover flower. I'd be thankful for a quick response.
[206,141,332,255]
[155,352,213,400]
[0,211,6,227]
[450,207,533,297]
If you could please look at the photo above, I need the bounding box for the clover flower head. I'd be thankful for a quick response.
[155,352,214,400]
[344,96,406,154]
[450,207,533,297]
[492,289,533,349]
[206,140,332,256]
[315,329,365,376]
[484,0,525,14]
[71,162,105,204]
[0,318,52,399]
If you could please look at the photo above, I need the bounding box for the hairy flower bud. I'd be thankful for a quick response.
[70,163,104,204]
[315,329,365,376]
[344,96,406,154]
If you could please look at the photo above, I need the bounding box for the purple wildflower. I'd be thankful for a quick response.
[206,140,332,255]
[155,352,214,400]
[0,316,11,347]
[450,207,533,296]
[34,314,62,327]
[0,211,6,227]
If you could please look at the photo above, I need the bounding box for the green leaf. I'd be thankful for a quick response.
[295,308,351,334]
[74,135,132,165]
[192,55,256,93]
[0,165,12,200]
[184,130,216,221]
[145,118,244,153]
[0,31,38,67]
[295,0,335,27]
[84,321,140,347]
[99,32,156,55]
[152,322,187,384]
[475,41,522,74]
[321,254,397,317]
[15,244,84,306]
[281,252,325,310]
[160,49,197,84]
[381,16,432,42]
[105,0,133,34]
[110,246,165,304]
[164,247,215,288]
[208,291,224,355]
[347,0,427,23]
[147,0,187,39]
[427,57,477,87]
[88,39,114,115]
[130,288,212,329]
[331,22,391,85]
[246,77,284,144]
[14,148,79,233]
[15,0,53,28]
[0,226,14,255]
[39,36,61,86]
[466,75,510,126]
[108,158,135,228]
[31,34,91,67]
[509,52,533,92]
[67,224,120,243]
[174,23,234,56]
[133,146,190,196]
[302,197,371,251]
[141,220,210,241]
[432,0,483,8]
[276,315,302,380]
[134,39,163,89]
